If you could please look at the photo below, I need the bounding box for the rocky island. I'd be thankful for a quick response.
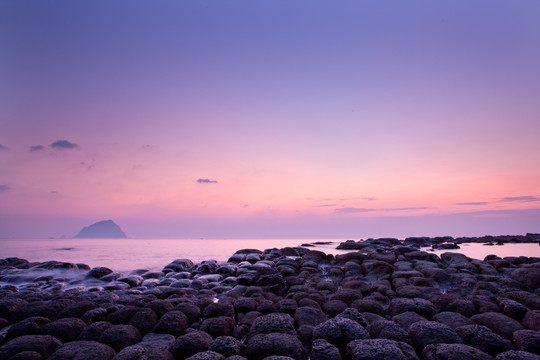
[74,220,127,239]
[0,237,539,359]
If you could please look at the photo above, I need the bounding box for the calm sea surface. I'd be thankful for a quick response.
[0,238,539,272]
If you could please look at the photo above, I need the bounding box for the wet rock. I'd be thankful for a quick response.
[175,302,201,323]
[57,301,98,319]
[471,312,523,339]
[5,316,51,341]
[201,316,235,338]
[246,333,304,360]
[128,308,157,335]
[312,317,369,350]
[80,307,108,324]
[185,351,225,360]
[498,299,529,320]
[388,298,436,318]
[172,330,214,359]
[456,325,510,356]
[100,324,142,352]
[0,335,62,359]
[310,338,342,360]
[513,329,540,354]
[78,321,113,341]
[249,313,296,338]
[208,336,245,357]
[164,259,194,272]
[408,321,462,351]
[107,306,139,325]
[86,267,113,279]
[39,317,87,342]
[345,338,418,360]
[153,310,188,336]
[522,310,540,331]
[351,299,385,316]
[495,350,540,360]
[422,343,493,360]
[48,340,116,360]
[431,312,476,329]
[392,311,427,329]
[204,302,235,318]
[294,306,328,327]
[367,320,411,344]
[140,332,175,351]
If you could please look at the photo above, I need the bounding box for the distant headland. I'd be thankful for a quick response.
[74,220,127,238]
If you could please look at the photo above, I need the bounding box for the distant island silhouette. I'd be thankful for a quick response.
[75,220,127,238]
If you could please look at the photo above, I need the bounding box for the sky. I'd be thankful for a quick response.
[1,0,539,239]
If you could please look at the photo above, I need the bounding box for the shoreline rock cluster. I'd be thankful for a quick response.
[336,233,540,251]
[1,243,539,360]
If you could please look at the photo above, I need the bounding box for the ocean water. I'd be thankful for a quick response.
[0,238,539,273]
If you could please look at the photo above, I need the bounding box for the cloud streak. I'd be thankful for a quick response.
[0,144,8,151]
[197,178,218,184]
[456,202,491,206]
[498,196,540,203]
[50,140,78,149]
[30,145,45,152]
[334,206,430,214]
[0,185,12,193]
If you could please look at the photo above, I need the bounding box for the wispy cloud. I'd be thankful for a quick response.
[30,145,45,152]
[197,178,218,184]
[0,144,8,151]
[50,140,79,149]
[334,206,430,214]
[361,197,377,201]
[456,202,491,206]
[0,185,12,193]
[498,196,540,203]
[314,204,337,207]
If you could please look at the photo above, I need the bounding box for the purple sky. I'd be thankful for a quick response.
[1,1,539,239]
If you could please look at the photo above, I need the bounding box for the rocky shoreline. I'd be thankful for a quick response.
[1,241,539,359]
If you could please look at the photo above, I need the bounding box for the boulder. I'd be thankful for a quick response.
[208,336,245,357]
[0,335,62,359]
[408,321,462,351]
[39,317,87,342]
[495,350,540,360]
[312,317,370,350]
[294,306,328,327]
[185,351,225,360]
[422,343,493,360]
[431,312,475,329]
[153,311,188,336]
[249,313,296,338]
[172,330,213,359]
[513,329,540,354]
[201,316,235,338]
[310,338,342,360]
[367,320,411,344]
[5,316,51,341]
[456,325,510,356]
[345,339,419,360]
[471,312,523,339]
[48,341,116,360]
[388,298,436,318]
[246,333,304,360]
[100,324,142,352]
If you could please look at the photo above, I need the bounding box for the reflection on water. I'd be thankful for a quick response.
[0,238,539,272]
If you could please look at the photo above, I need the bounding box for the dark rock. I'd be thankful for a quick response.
[444,299,478,317]
[246,333,304,360]
[57,301,97,319]
[351,299,385,316]
[86,267,113,279]
[107,306,139,325]
[513,329,540,354]
[392,311,427,329]
[323,300,348,318]
[153,310,188,336]
[6,316,51,341]
[294,306,328,327]
[175,302,201,323]
[312,317,369,350]
[80,307,108,324]
[128,307,158,335]
[456,325,510,356]
[172,330,213,359]
[345,338,418,360]
[140,332,176,351]
[431,312,476,329]
[201,316,235,338]
[208,336,245,357]
[204,302,235,318]
[367,320,411,344]
[234,297,258,314]
[408,320,462,351]
[422,343,493,360]
[39,317,87,342]
[185,351,225,360]
[100,324,142,352]
[8,351,43,360]
[522,310,540,331]
[495,350,540,360]
[249,313,296,338]
[111,344,147,360]
[164,259,194,272]
[310,338,342,360]
[471,312,523,339]
[498,299,529,320]
[0,335,62,359]
[335,308,368,327]
[388,298,436,318]
[48,340,116,360]
[78,321,112,341]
